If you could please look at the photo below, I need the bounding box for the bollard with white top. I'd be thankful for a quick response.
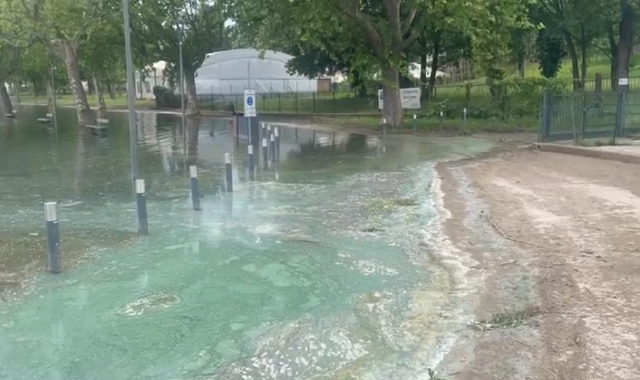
[262,138,269,170]
[382,118,387,136]
[248,144,255,180]
[136,179,149,234]
[225,153,233,192]
[270,134,276,163]
[274,126,280,162]
[412,114,417,133]
[190,165,201,211]
[44,202,62,274]
[463,108,467,123]
[439,111,444,123]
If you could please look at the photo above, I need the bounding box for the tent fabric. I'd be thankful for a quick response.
[195,49,317,95]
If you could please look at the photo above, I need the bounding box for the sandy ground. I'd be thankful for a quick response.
[436,145,640,379]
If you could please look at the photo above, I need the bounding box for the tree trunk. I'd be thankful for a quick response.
[107,82,116,100]
[0,82,13,114]
[617,0,634,88]
[186,117,200,165]
[563,32,581,91]
[184,70,199,116]
[87,78,94,96]
[428,31,441,100]
[58,41,93,125]
[46,77,55,114]
[14,81,21,103]
[609,29,619,91]
[93,75,107,111]
[382,66,402,127]
[419,49,427,97]
[579,25,588,90]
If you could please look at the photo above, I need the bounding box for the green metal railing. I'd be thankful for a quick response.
[539,89,640,142]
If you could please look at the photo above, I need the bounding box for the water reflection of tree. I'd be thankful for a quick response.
[72,127,91,198]
[186,117,200,165]
[284,133,370,170]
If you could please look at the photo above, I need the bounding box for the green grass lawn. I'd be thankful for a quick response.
[312,114,539,134]
[17,94,156,109]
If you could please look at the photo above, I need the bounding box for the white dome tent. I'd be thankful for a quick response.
[195,49,318,95]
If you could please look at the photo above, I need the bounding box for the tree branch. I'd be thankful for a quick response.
[402,8,418,35]
[342,0,386,59]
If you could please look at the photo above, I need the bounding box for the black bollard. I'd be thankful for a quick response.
[262,138,268,170]
[190,165,201,211]
[44,202,62,274]
[136,179,149,235]
[274,126,280,162]
[248,144,255,180]
[225,153,233,192]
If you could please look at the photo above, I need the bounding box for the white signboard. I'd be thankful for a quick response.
[378,88,422,110]
[619,78,629,86]
[244,89,256,117]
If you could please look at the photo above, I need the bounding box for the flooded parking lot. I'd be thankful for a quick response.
[0,107,493,379]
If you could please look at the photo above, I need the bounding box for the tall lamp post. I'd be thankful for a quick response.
[122,0,147,234]
[50,66,58,134]
[177,23,186,154]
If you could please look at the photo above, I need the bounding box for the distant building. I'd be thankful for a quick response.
[195,49,317,95]
[134,61,169,100]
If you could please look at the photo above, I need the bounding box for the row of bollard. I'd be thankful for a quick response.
[380,108,471,134]
[43,123,283,274]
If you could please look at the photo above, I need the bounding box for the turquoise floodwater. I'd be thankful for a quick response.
[0,106,493,379]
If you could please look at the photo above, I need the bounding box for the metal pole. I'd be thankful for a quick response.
[122,0,139,181]
[44,202,62,274]
[124,0,146,233]
[262,138,268,170]
[190,165,201,211]
[179,27,186,151]
[248,144,255,180]
[225,153,233,192]
[274,126,280,162]
[122,0,144,215]
[136,179,149,234]
[270,134,275,163]
[50,67,58,134]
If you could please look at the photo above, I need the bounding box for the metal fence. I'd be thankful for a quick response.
[196,92,380,114]
[538,89,640,142]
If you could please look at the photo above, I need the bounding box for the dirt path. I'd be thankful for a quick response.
[437,147,640,379]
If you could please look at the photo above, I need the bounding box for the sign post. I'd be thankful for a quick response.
[244,89,257,144]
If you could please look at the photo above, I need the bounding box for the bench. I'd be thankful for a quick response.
[37,114,53,123]
[4,110,16,118]
[86,118,109,135]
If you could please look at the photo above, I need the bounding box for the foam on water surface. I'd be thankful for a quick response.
[0,108,494,379]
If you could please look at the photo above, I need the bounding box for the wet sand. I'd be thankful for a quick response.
[434,144,640,379]
[0,228,137,301]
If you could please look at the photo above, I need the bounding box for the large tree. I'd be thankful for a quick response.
[233,0,430,126]
[536,0,614,90]
[0,43,19,114]
[2,0,121,125]
[132,0,229,116]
